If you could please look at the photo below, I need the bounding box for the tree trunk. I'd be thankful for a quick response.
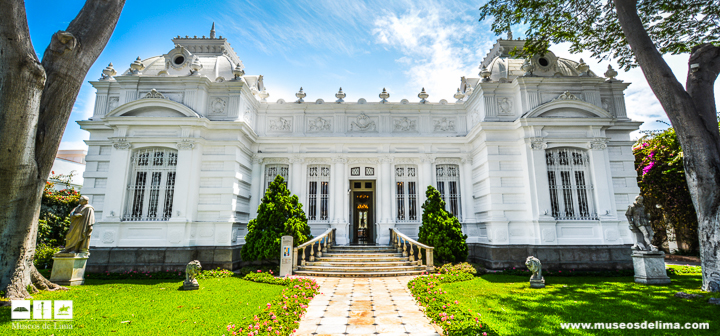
[614,0,720,292]
[0,0,125,299]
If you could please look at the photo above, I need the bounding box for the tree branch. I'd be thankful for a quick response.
[35,0,126,178]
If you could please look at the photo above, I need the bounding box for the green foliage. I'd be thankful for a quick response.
[409,272,495,335]
[479,0,720,70]
[439,262,484,276]
[418,186,468,263]
[195,267,234,279]
[34,244,62,269]
[667,265,702,275]
[242,175,312,262]
[228,271,320,335]
[236,265,280,277]
[633,127,705,252]
[37,178,81,246]
[85,269,185,280]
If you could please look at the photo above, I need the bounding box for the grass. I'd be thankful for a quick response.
[442,266,719,336]
[0,275,285,335]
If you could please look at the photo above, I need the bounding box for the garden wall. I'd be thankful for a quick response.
[468,243,633,270]
[86,245,246,273]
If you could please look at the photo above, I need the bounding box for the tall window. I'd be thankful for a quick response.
[546,148,597,220]
[436,164,462,217]
[264,164,289,191]
[307,165,330,221]
[124,148,177,221]
[395,165,418,222]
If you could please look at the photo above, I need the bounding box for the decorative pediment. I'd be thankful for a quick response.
[523,95,613,119]
[105,98,201,118]
[143,89,166,99]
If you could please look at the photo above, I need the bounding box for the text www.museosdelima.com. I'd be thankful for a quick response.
[560,321,710,330]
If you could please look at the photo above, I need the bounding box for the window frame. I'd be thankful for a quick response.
[545,147,597,220]
[435,164,462,218]
[307,164,331,222]
[395,164,419,222]
[123,147,178,221]
[264,164,289,192]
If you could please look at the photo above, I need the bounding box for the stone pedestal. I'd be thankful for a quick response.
[530,277,545,288]
[183,280,199,290]
[632,250,671,285]
[50,252,89,286]
[280,235,293,277]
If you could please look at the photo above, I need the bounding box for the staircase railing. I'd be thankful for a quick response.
[390,228,434,272]
[293,228,336,271]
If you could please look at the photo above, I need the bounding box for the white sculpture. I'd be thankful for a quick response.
[525,256,545,288]
[626,195,657,251]
[184,260,202,290]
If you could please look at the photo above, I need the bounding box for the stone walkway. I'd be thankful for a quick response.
[295,276,440,336]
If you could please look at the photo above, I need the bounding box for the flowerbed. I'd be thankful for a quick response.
[225,271,319,336]
[409,272,496,336]
[86,267,237,280]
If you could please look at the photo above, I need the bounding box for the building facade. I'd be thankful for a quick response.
[82,29,641,272]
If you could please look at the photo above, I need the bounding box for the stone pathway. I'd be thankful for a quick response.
[295,276,440,336]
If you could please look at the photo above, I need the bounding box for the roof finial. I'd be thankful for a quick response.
[210,22,216,39]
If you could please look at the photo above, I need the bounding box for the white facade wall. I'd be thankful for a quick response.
[81,36,642,263]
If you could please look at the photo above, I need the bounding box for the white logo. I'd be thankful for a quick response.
[32,300,52,320]
[54,300,73,319]
[10,300,31,319]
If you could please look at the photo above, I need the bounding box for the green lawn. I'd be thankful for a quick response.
[444,269,719,335]
[1,276,284,335]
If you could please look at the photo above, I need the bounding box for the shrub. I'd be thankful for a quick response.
[34,244,62,269]
[85,270,184,280]
[667,265,702,275]
[37,177,82,246]
[236,265,280,277]
[196,267,234,279]
[226,271,319,335]
[439,262,484,275]
[418,186,468,263]
[409,272,495,335]
[242,175,312,262]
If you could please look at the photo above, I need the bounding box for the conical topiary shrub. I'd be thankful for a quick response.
[242,175,312,261]
[418,185,468,263]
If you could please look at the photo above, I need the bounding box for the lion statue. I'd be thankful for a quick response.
[184,260,202,290]
[525,256,542,281]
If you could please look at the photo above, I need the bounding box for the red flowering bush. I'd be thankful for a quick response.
[37,178,82,247]
[409,272,495,335]
[633,126,705,252]
[224,271,319,336]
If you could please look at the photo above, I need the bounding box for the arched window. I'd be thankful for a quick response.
[546,148,597,220]
[395,165,418,222]
[264,164,289,191]
[123,148,177,221]
[436,164,462,217]
[307,165,330,221]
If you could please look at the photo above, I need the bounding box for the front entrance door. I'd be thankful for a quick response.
[350,180,374,245]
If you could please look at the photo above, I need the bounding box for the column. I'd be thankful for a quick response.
[170,140,196,222]
[332,157,349,244]
[289,157,303,197]
[527,138,556,245]
[103,140,133,222]
[419,156,434,206]
[461,156,476,223]
[375,157,393,245]
[248,156,263,219]
[588,140,615,217]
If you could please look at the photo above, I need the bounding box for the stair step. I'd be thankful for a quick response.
[294,270,425,277]
[322,253,404,257]
[305,261,420,267]
[330,247,398,252]
[315,257,409,262]
[298,265,425,272]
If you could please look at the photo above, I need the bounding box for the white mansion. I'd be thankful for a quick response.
[82,27,641,272]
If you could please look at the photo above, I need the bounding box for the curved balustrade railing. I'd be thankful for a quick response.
[293,228,336,271]
[390,228,434,272]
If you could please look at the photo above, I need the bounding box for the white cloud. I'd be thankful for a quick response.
[372,1,495,101]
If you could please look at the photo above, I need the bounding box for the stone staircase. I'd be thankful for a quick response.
[293,245,426,277]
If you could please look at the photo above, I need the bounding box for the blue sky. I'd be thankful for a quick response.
[24,0,710,150]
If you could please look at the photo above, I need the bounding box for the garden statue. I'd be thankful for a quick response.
[60,196,95,254]
[50,196,94,285]
[525,256,545,288]
[184,260,202,290]
[625,195,658,251]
